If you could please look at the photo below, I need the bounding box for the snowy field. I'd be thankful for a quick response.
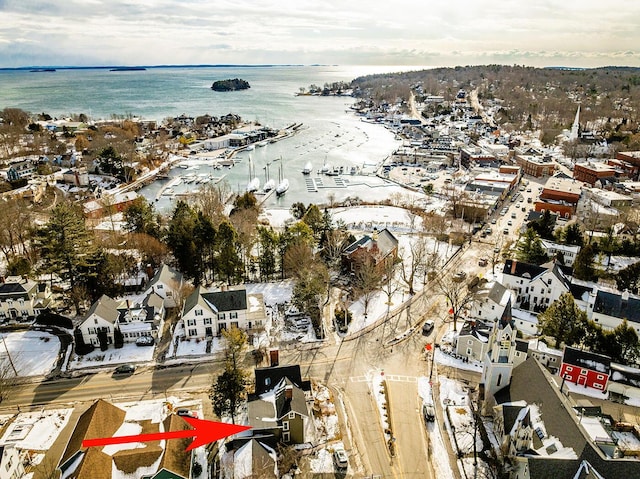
[68,342,154,370]
[0,331,60,377]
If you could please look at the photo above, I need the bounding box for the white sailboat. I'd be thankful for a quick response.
[263,179,276,192]
[275,161,289,196]
[302,161,312,175]
[246,155,260,192]
[276,178,289,196]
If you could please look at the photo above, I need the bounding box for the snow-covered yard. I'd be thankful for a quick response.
[0,331,60,377]
[68,342,154,370]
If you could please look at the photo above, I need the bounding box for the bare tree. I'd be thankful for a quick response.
[353,258,383,318]
[197,182,231,227]
[436,275,476,331]
[400,234,439,294]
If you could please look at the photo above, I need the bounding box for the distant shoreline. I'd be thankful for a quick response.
[0,64,313,72]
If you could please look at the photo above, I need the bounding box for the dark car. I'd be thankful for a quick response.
[423,403,436,422]
[135,336,155,347]
[176,409,196,418]
[114,364,135,375]
[422,320,435,336]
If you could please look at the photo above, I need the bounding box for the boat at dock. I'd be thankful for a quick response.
[275,178,289,196]
[257,140,268,147]
[247,177,260,192]
[263,179,275,192]
[302,162,312,175]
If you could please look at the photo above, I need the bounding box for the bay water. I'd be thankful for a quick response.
[0,65,417,210]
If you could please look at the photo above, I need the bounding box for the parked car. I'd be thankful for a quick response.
[478,258,488,267]
[422,320,435,336]
[503,228,509,235]
[423,403,436,422]
[176,409,196,418]
[334,447,348,470]
[453,271,467,282]
[114,364,135,375]
[511,212,516,218]
[135,336,155,347]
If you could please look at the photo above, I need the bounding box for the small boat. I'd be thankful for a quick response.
[257,140,268,147]
[302,162,312,175]
[246,144,255,151]
[178,164,189,169]
[321,163,331,174]
[350,166,357,175]
[263,179,276,192]
[275,178,289,196]
[247,177,260,193]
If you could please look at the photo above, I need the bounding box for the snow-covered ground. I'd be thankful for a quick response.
[369,371,390,438]
[0,331,60,377]
[418,377,454,479]
[434,348,484,373]
[68,342,154,370]
[0,408,73,450]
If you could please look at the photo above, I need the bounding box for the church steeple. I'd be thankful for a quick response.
[569,104,581,141]
[481,317,518,413]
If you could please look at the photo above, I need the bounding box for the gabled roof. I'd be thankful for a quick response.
[254,365,307,395]
[158,415,192,478]
[458,320,491,342]
[83,295,120,324]
[202,289,247,312]
[562,346,611,374]
[0,277,37,297]
[234,439,277,479]
[60,399,126,465]
[147,264,183,289]
[183,286,248,316]
[343,228,398,259]
[593,289,640,322]
[182,285,214,317]
[503,259,546,280]
[494,358,640,479]
[274,378,308,419]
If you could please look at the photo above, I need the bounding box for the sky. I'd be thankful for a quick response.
[1,0,639,68]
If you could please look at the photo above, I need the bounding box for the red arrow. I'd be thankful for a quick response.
[82,417,251,451]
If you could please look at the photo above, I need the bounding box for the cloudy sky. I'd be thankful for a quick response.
[1,0,639,68]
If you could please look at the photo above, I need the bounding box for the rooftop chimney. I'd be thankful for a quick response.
[511,259,518,275]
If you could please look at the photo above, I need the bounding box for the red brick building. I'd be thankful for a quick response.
[514,154,556,177]
[573,162,616,186]
[535,176,582,218]
[559,346,610,392]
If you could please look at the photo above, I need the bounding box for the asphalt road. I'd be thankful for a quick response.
[6,216,505,478]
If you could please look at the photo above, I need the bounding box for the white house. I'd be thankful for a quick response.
[587,287,640,335]
[180,285,266,339]
[540,239,581,267]
[145,264,184,308]
[0,444,25,479]
[0,276,53,323]
[78,295,120,348]
[117,292,165,344]
[469,280,513,322]
[501,260,571,312]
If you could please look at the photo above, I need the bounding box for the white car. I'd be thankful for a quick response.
[334,447,348,470]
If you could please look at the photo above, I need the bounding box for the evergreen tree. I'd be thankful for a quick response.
[538,293,587,347]
[210,327,248,424]
[166,201,202,283]
[563,223,584,246]
[123,197,160,238]
[216,220,242,283]
[36,202,98,313]
[573,242,597,281]
[114,326,124,349]
[516,228,548,265]
[257,226,278,280]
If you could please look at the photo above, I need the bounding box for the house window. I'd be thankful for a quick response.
[94,318,98,324]
[204,318,212,325]
[230,312,238,319]
[189,329,197,336]
[597,374,604,380]
[594,383,603,390]
[566,366,573,372]
[187,319,196,326]
[231,321,239,329]
[195,309,203,316]
[157,284,163,289]
[497,373,502,387]
[283,421,289,431]
[581,369,587,375]
[467,348,472,355]
[88,328,95,334]
[467,340,473,345]
[288,412,295,420]
[218,313,226,321]
[491,305,495,310]
[283,432,290,442]
[531,287,534,293]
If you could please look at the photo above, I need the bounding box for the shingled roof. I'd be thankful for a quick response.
[562,347,611,374]
[493,358,640,479]
[593,290,640,323]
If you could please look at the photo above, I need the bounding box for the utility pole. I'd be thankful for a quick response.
[1,334,18,376]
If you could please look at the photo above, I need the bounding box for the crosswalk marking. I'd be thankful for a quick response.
[349,374,418,383]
